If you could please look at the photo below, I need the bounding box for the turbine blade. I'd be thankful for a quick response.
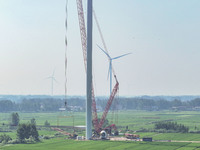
[45,77,52,80]
[96,44,111,59]
[107,63,111,80]
[112,52,132,60]
[53,77,58,83]
[52,68,56,76]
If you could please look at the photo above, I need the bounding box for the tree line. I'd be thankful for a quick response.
[155,121,189,133]
[1,97,200,112]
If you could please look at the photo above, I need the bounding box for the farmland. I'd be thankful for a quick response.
[1,139,200,150]
[1,110,200,149]
[1,110,200,130]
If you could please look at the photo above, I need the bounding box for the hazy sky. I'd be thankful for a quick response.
[0,0,200,96]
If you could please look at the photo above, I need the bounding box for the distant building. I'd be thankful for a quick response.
[193,107,200,111]
[68,106,83,112]
[172,106,192,111]
[59,107,66,111]
[143,137,152,142]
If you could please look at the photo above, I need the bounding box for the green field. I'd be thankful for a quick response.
[1,110,200,130]
[1,110,200,149]
[1,111,200,130]
[1,139,200,150]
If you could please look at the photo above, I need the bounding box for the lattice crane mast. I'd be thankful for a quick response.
[97,75,119,133]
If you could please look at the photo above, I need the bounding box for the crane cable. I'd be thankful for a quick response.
[64,0,68,107]
[93,10,116,77]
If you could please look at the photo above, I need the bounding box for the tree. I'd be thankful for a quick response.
[17,123,39,142]
[0,100,14,112]
[11,112,19,126]
[30,118,36,125]
[29,124,39,141]
[172,99,182,107]
[17,124,27,142]
[44,120,50,127]
[190,98,200,107]
[155,121,189,133]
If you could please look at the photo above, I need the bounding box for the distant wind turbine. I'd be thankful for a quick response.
[46,70,58,96]
[97,44,131,95]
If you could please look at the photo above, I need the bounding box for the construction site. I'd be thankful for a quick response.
[2,0,200,149]
[51,0,134,141]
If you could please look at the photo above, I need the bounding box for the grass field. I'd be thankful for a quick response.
[1,110,200,149]
[1,110,200,131]
[1,138,200,150]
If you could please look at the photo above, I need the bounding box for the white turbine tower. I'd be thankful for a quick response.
[97,44,131,95]
[46,70,58,96]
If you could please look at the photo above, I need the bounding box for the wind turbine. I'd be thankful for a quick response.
[97,44,131,95]
[46,70,58,96]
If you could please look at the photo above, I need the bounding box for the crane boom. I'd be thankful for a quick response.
[97,76,119,132]
[76,0,87,70]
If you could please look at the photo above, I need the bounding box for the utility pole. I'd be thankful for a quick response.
[86,0,93,140]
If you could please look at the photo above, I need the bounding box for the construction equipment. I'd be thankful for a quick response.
[76,0,119,136]
[52,127,77,139]
[96,76,119,133]
[125,133,140,139]
[103,124,118,135]
[100,130,107,139]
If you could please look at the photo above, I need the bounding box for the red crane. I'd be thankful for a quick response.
[76,0,119,134]
[97,76,119,133]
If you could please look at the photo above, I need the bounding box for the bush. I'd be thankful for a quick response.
[42,135,55,139]
[0,134,12,143]
[54,132,63,137]
[44,120,50,127]
[7,139,20,144]
[25,136,34,143]
[43,135,50,139]
[30,118,36,125]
